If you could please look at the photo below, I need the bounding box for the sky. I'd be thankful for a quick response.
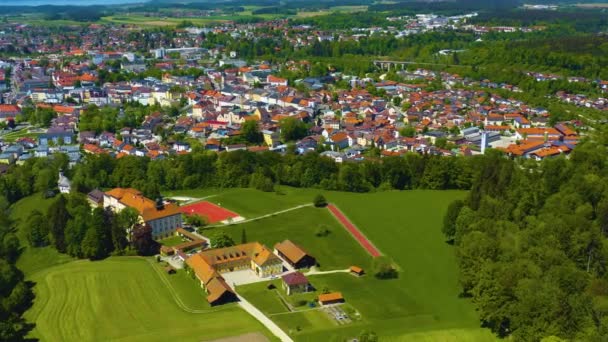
[0,0,145,5]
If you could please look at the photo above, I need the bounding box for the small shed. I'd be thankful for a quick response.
[350,266,365,277]
[318,292,344,306]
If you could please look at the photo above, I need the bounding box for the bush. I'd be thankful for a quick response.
[315,225,331,237]
[373,256,398,279]
[185,214,208,228]
[313,194,328,207]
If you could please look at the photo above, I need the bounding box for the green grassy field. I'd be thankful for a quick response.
[158,235,187,247]
[227,189,495,341]
[165,187,320,218]
[11,193,74,276]
[202,205,372,271]
[25,257,275,342]
[14,188,495,341]
[1,127,42,143]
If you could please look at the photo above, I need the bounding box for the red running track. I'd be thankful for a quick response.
[327,204,381,257]
[180,201,239,224]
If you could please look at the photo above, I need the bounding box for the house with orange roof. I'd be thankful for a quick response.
[529,145,571,160]
[515,128,561,141]
[186,242,283,305]
[267,75,288,86]
[103,188,182,239]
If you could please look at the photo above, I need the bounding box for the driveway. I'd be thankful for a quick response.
[236,294,294,342]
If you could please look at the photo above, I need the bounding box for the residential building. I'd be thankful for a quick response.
[281,272,311,295]
[103,188,182,239]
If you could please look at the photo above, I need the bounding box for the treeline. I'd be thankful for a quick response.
[291,11,388,30]
[369,0,520,14]
[471,9,608,33]
[0,149,477,209]
[459,35,608,79]
[442,143,608,340]
[0,199,33,340]
[66,150,476,197]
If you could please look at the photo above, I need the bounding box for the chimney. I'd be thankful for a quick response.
[155,197,165,211]
[481,131,487,155]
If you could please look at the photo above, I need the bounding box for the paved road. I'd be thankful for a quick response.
[327,204,382,257]
[236,294,294,342]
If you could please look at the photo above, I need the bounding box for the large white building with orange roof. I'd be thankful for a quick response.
[103,188,182,239]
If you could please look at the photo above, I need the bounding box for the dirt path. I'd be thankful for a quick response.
[304,267,350,276]
[327,204,382,257]
[236,294,294,342]
[206,203,313,228]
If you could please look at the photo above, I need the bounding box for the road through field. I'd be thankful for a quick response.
[327,204,382,257]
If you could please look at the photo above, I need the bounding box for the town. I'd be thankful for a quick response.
[1,1,608,342]
[0,16,596,169]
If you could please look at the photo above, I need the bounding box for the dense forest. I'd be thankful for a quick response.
[443,141,608,340]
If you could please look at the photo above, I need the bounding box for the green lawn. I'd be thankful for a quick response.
[13,188,494,341]
[201,206,372,271]
[158,235,186,247]
[165,187,320,218]
[11,193,74,276]
[233,189,494,341]
[25,257,275,342]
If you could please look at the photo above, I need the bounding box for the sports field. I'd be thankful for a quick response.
[181,201,241,223]
[24,257,275,342]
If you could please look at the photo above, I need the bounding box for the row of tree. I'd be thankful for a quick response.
[60,149,476,200]
[442,143,608,341]
[25,193,154,260]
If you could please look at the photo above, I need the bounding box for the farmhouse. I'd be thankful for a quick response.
[281,272,311,295]
[274,240,316,269]
[318,292,345,306]
[103,188,182,239]
[187,242,283,305]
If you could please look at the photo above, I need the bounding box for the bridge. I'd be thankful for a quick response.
[372,60,471,70]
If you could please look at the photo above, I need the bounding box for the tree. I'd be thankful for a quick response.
[313,194,328,207]
[46,195,69,252]
[241,228,247,244]
[211,232,235,248]
[184,214,208,228]
[81,226,103,260]
[442,200,464,242]
[241,120,263,144]
[279,117,308,142]
[131,224,158,256]
[117,207,139,242]
[26,210,49,247]
[372,256,398,279]
[399,126,416,138]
